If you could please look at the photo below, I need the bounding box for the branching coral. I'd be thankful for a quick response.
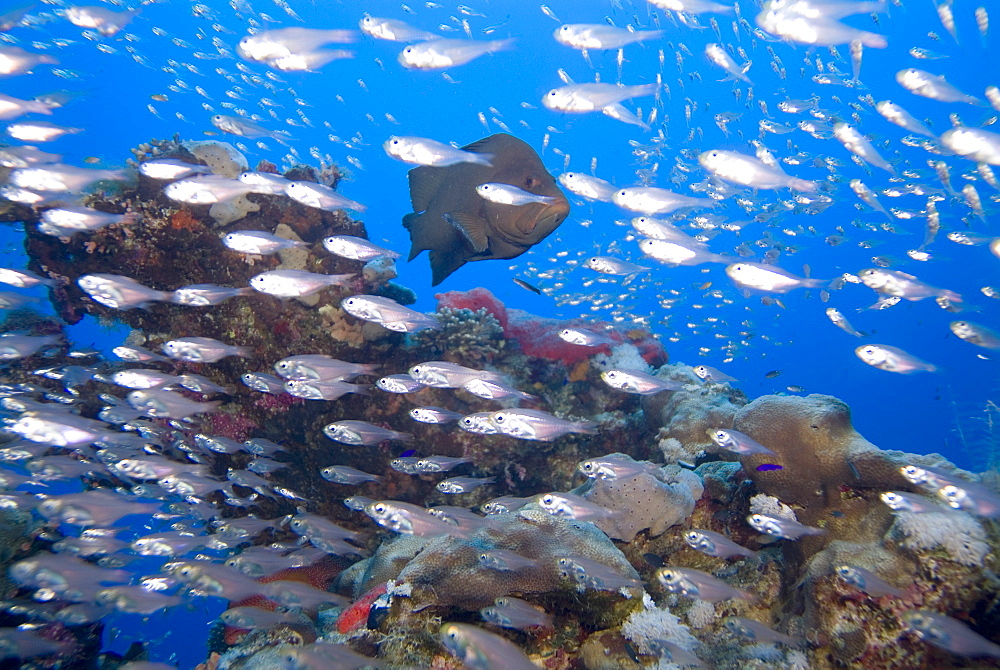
[410,306,503,362]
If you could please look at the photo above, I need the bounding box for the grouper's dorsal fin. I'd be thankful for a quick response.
[407,165,445,213]
[445,212,490,253]
[461,134,505,155]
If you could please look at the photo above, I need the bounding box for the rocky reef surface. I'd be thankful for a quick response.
[0,141,996,670]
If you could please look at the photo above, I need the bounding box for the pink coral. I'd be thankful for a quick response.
[435,288,666,366]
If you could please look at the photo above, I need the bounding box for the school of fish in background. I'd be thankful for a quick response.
[0,0,997,667]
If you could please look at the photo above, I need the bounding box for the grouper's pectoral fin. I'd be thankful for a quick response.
[428,248,468,286]
[444,212,489,253]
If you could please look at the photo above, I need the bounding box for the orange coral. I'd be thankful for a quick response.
[169,208,202,231]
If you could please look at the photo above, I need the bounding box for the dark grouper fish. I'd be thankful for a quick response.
[402,133,570,285]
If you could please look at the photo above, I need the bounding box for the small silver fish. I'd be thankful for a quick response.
[409,407,463,424]
[692,365,738,383]
[747,513,825,540]
[249,269,355,298]
[709,429,776,456]
[322,235,400,261]
[440,622,538,670]
[161,337,251,363]
[376,374,425,393]
[323,420,413,446]
[489,408,596,441]
[480,596,552,630]
[684,529,758,560]
[222,230,306,255]
[880,490,943,513]
[855,344,937,374]
[601,369,683,395]
[723,617,802,646]
[436,475,495,494]
[78,274,169,310]
[656,566,755,602]
[834,564,905,599]
[900,610,1000,658]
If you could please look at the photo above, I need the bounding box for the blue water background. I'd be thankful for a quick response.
[0,0,997,665]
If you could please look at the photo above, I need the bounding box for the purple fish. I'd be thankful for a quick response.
[757,464,783,471]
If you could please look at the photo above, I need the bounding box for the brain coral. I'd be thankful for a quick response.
[731,394,912,517]
[575,456,704,542]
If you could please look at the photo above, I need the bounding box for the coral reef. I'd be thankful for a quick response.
[574,456,703,541]
[642,363,748,460]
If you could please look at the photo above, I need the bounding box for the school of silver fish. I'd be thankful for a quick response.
[0,0,997,668]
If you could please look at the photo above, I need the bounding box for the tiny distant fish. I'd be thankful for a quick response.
[583,256,650,276]
[512,278,541,294]
[826,307,864,337]
[764,370,783,378]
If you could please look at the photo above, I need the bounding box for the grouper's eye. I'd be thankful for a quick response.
[525,177,536,188]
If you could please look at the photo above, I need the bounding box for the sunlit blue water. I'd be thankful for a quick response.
[0,0,997,666]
